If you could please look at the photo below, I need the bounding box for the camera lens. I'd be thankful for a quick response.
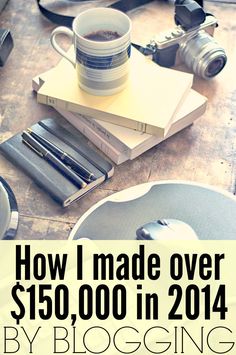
[179,31,227,79]
[206,57,225,77]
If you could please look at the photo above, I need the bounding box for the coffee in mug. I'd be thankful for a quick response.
[84,30,122,41]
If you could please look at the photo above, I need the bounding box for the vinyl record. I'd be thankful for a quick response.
[0,177,18,239]
[70,181,236,240]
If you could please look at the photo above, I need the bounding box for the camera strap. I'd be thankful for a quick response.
[36,0,155,27]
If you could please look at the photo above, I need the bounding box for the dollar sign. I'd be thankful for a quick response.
[11,282,25,324]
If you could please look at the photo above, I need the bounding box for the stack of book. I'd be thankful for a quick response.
[33,47,207,164]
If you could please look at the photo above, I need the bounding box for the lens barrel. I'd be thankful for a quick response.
[179,31,227,79]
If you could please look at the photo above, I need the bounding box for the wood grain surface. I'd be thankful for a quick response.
[0,0,235,239]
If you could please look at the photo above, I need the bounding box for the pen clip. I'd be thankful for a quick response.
[22,138,44,158]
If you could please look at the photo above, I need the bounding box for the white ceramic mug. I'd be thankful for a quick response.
[50,7,132,96]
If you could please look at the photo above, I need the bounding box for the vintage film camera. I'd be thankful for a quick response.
[146,0,227,79]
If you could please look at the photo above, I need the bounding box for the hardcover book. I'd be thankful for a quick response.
[37,47,193,137]
[33,73,207,164]
[60,90,207,161]
[0,118,114,206]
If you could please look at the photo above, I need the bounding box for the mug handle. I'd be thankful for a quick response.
[50,26,76,67]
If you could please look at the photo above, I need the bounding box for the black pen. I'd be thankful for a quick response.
[27,128,96,183]
[22,131,87,189]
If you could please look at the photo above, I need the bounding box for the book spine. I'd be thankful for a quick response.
[37,93,164,136]
[55,108,128,165]
[79,125,128,165]
[76,114,130,154]
[128,98,207,159]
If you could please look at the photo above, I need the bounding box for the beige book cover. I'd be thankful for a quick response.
[33,71,206,164]
[37,47,193,137]
[87,90,207,152]
[57,90,207,162]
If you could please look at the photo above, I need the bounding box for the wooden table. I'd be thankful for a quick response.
[0,0,235,239]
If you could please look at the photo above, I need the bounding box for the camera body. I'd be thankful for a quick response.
[152,14,216,67]
[149,12,227,79]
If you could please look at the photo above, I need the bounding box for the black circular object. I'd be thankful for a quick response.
[0,177,18,239]
[206,57,226,78]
